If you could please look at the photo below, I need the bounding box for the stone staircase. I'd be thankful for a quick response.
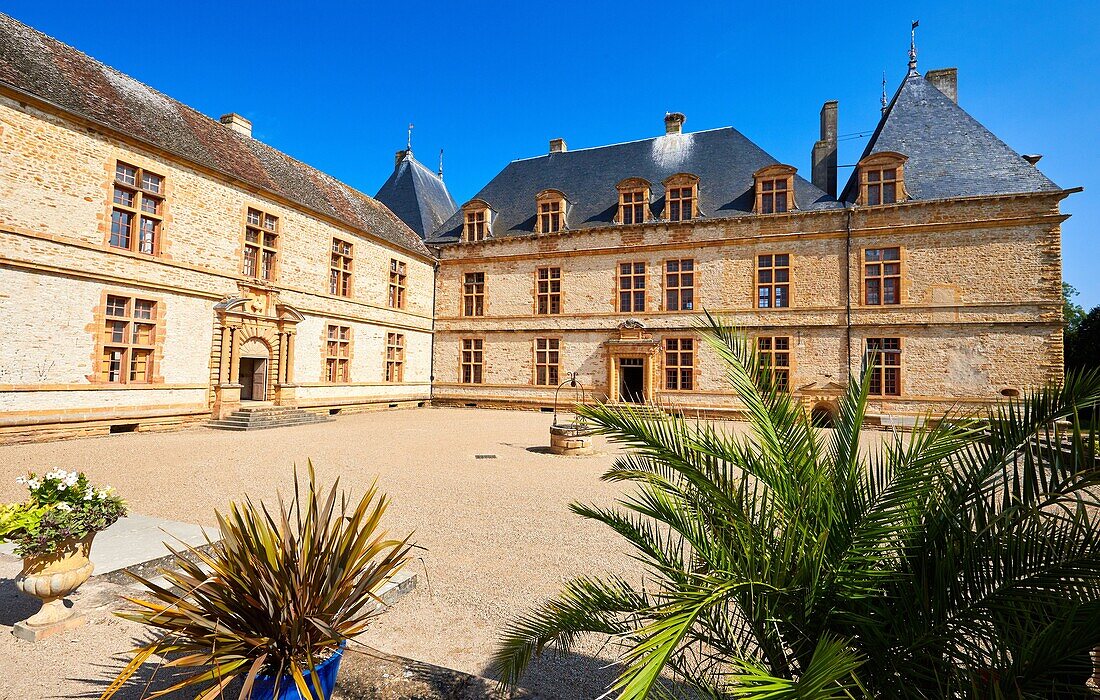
[207,405,333,431]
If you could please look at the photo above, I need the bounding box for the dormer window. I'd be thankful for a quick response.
[462,200,490,242]
[616,178,651,225]
[663,174,698,222]
[536,190,566,234]
[753,165,797,214]
[857,152,908,206]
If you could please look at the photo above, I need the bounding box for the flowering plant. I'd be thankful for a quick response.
[0,470,126,557]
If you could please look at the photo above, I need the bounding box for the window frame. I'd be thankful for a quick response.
[462,271,486,317]
[862,246,903,306]
[663,173,699,223]
[616,178,651,225]
[385,332,405,383]
[108,161,165,256]
[753,164,797,215]
[664,258,696,311]
[857,152,908,206]
[865,337,902,397]
[535,266,562,315]
[242,206,280,282]
[462,200,490,242]
[757,335,792,392]
[663,337,695,391]
[534,337,561,386]
[388,258,407,309]
[535,190,567,234]
[324,324,351,383]
[756,253,792,309]
[330,238,354,297]
[617,261,647,313]
[460,338,484,384]
[96,292,160,385]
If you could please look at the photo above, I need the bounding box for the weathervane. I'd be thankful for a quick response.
[438,148,444,180]
[407,122,414,152]
[908,20,920,76]
[881,71,888,113]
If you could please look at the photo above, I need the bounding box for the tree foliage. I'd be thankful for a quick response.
[493,314,1100,699]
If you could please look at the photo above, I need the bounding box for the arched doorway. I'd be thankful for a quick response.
[811,401,838,428]
[238,337,271,401]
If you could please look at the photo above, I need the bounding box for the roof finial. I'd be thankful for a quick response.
[908,20,920,76]
[438,148,444,180]
[407,122,414,153]
[881,70,888,113]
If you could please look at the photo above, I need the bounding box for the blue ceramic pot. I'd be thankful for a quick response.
[248,641,346,700]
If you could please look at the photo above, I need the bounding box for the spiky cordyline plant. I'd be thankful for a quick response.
[493,313,1100,699]
[101,462,413,700]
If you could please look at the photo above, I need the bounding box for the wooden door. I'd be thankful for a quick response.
[251,359,267,401]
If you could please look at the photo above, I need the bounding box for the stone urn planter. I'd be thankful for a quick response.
[14,533,95,641]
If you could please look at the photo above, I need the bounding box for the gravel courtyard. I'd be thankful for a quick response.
[0,407,886,699]
[0,407,645,698]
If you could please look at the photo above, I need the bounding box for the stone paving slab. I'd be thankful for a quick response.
[0,514,219,575]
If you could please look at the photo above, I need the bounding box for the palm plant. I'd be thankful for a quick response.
[493,314,1100,699]
[102,463,413,700]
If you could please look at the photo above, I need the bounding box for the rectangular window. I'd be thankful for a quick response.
[620,190,647,225]
[465,209,487,242]
[388,259,407,309]
[538,199,563,233]
[864,248,901,305]
[618,262,646,312]
[757,254,790,308]
[535,338,560,386]
[330,239,353,297]
[325,325,351,382]
[99,294,157,383]
[757,336,791,391]
[665,259,695,311]
[463,272,485,317]
[536,266,562,315]
[385,332,405,383]
[667,186,694,222]
[759,178,789,214]
[866,168,899,205]
[664,337,694,391]
[866,337,902,396]
[461,338,484,384]
[110,161,163,255]
[243,207,279,281]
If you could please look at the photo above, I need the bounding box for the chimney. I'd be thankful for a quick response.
[925,68,957,104]
[664,112,686,135]
[549,138,567,153]
[219,113,252,138]
[811,100,838,198]
[1023,154,1043,165]
[394,149,410,169]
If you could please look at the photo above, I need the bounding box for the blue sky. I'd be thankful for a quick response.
[5,1,1097,306]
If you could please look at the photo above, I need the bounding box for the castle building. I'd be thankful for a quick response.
[0,12,1076,440]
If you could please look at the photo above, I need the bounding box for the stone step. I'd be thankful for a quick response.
[206,407,333,431]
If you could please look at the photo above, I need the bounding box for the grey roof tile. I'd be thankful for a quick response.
[375,151,458,239]
[428,127,841,243]
[841,71,1059,203]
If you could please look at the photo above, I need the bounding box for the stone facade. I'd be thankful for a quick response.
[431,193,1068,422]
[0,91,433,442]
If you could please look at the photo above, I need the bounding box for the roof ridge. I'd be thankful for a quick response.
[508,126,735,162]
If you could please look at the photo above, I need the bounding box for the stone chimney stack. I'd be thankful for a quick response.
[219,113,252,138]
[925,68,958,103]
[394,149,410,169]
[811,100,838,198]
[664,112,686,135]
[549,138,567,153]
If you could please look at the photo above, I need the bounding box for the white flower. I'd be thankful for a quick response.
[56,502,72,512]
[15,476,26,485]
[57,483,66,491]
[83,492,93,501]
[27,478,41,490]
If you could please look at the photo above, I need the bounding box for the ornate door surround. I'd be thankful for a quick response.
[604,320,661,404]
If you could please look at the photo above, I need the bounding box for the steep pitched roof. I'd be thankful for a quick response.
[374,150,457,239]
[841,71,1059,203]
[0,13,430,258]
[428,127,841,243]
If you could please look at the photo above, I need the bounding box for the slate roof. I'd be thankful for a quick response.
[840,70,1059,203]
[374,150,458,239]
[0,13,430,258]
[428,127,841,243]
